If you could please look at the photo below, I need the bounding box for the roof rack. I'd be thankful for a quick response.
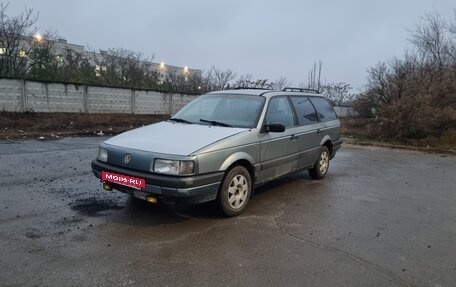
[233,87,273,90]
[281,87,320,94]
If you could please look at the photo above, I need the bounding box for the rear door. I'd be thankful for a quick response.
[309,97,340,143]
[289,96,324,168]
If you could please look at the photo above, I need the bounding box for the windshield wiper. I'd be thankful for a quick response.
[200,119,232,127]
[169,118,192,124]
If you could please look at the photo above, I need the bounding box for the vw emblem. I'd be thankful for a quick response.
[123,153,132,165]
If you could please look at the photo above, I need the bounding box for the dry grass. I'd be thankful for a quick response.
[341,118,456,152]
[0,112,168,139]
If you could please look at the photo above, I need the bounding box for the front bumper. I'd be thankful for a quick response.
[91,159,224,205]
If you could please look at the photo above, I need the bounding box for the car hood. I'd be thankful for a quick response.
[104,121,247,156]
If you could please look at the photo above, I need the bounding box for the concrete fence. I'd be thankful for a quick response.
[0,78,198,114]
[333,105,355,118]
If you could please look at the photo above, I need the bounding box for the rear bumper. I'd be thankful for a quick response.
[92,159,224,205]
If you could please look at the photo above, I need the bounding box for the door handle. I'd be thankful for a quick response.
[316,129,322,134]
[290,134,299,140]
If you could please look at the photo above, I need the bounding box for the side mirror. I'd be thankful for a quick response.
[265,123,285,133]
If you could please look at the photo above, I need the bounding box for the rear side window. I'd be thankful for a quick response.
[310,97,338,122]
[290,96,319,125]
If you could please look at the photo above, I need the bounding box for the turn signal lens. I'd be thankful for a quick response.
[179,161,194,174]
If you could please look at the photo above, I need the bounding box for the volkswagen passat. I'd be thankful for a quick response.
[91,88,341,216]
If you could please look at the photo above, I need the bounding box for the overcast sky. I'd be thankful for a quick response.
[7,0,456,91]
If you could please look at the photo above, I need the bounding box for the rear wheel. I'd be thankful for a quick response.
[217,166,252,217]
[309,146,330,179]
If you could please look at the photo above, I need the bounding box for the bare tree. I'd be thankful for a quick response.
[164,70,205,94]
[0,2,38,77]
[184,71,204,93]
[93,48,155,88]
[271,76,289,91]
[26,30,59,80]
[204,66,237,90]
[56,48,88,83]
[77,54,97,84]
[366,62,391,105]
[234,73,272,89]
[249,78,271,89]
[409,13,450,68]
[448,11,456,62]
[234,73,253,88]
[307,60,323,91]
[164,72,186,92]
[321,82,353,105]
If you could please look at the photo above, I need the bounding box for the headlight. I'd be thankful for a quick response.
[152,159,194,175]
[97,147,108,162]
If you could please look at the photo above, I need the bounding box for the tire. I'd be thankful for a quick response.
[217,165,252,217]
[309,146,330,180]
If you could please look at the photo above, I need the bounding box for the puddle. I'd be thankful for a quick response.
[70,197,125,216]
[25,229,43,239]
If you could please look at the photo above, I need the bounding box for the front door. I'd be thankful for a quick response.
[258,96,300,184]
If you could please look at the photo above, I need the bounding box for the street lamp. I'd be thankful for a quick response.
[34,33,43,42]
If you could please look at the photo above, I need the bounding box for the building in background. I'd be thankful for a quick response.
[52,38,202,80]
[1,34,201,81]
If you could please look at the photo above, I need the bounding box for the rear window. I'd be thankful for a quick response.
[309,97,338,122]
[290,96,319,125]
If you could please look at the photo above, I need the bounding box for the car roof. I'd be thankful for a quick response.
[207,89,325,99]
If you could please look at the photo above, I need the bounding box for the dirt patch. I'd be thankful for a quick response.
[0,112,168,140]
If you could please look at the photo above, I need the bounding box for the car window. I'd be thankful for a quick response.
[290,96,319,125]
[265,97,295,128]
[172,94,265,128]
[178,96,220,120]
[309,97,338,122]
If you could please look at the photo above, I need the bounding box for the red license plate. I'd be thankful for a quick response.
[102,171,146,189]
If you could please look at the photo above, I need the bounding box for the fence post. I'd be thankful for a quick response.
[131,90,135,114]
[168,93,173,115]
[20,79,27,112]
[83,85,88,113]
[45,82,49,106]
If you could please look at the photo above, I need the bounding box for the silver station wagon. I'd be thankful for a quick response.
[92,88,342,216]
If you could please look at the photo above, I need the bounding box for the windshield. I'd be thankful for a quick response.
[172,94,265,128]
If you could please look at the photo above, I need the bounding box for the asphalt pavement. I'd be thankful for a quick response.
[0,137,455,287]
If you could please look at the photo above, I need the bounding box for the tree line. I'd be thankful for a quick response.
[352,12,456,140]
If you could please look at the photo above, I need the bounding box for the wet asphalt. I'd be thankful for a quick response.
[0,137,455,287]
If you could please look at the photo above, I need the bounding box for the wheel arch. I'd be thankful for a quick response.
[320,135,333,157]
[219,152,256,183]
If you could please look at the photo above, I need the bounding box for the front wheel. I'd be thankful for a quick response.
[217,166,252,217]
[309,146,330,179]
